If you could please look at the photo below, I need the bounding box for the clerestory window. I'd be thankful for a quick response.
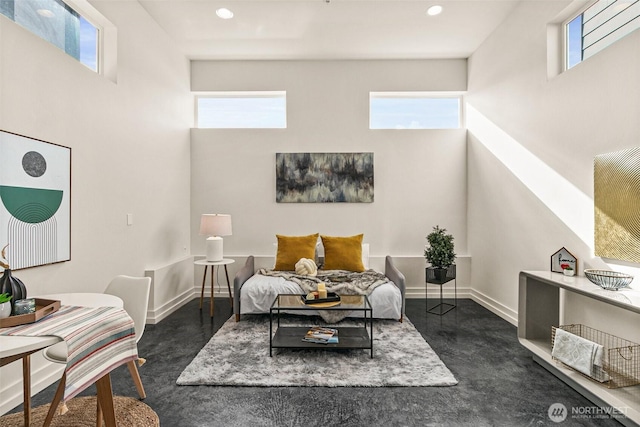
[0,0,99,71]
[369,92,462,130]
[566,0,640,70]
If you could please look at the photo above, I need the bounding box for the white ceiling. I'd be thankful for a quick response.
[137,0,522,60]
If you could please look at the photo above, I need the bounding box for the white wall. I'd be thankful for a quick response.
[0,0,192,413]
[190,60,469,292]
[466,1,640,324]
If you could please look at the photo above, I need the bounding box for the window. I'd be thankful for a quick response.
[369,92,462,129]
[0,0,98,71]
[566,0,640,70]
[196,92,287,129]
[566,14,583,69]
[79,15,98,71]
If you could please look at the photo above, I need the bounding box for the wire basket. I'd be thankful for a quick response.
[584,269,633,290]
[551,324,640,388]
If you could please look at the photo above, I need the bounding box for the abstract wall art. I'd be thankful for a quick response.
[594,147,640,263]
[276,153,374,203]
[0,130,71,269]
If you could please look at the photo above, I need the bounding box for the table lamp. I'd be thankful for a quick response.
[199,214,232,262]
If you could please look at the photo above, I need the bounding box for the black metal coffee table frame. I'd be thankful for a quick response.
[269,294,374,358]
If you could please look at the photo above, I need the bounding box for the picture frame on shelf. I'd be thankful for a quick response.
[551,247,577,274]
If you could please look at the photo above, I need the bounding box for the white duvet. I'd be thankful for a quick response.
[240,272,402,320]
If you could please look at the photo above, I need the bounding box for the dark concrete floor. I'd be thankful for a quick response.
[13,298,622,426]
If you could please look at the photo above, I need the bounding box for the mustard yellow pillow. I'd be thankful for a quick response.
[274,233,319,271]
[321,234,365,272]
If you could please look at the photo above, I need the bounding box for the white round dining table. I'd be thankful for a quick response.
[0,292,125,426]
[35,293,123,308]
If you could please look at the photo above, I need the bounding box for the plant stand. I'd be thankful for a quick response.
[425,265,457,315]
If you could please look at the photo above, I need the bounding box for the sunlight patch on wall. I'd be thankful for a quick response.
[466,104,593,248]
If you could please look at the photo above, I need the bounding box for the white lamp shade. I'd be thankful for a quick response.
[200,214,232,237]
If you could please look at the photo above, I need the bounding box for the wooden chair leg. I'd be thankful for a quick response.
[95,373,116,427]
[22,355,31,426]
[44,373,66,427]
[127,360,146,399]
[97,400,103,427]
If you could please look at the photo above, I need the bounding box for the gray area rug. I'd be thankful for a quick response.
[177,315,457,387]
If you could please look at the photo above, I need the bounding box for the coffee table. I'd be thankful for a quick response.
[269,294,374,358]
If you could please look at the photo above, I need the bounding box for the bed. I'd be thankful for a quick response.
[233,234,406,322]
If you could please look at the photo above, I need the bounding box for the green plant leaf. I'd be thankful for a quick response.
[424,225,456,268]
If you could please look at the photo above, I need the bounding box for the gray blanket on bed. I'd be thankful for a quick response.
[258,268,390,295]
[257,269,390,322]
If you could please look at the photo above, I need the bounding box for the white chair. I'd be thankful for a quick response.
[104,275,151,398]
[43,276,151,418]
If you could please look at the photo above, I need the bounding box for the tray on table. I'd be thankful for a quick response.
[0,299,61,328]
[301,292,341,307]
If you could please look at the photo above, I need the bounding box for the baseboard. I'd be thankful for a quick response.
[469,289,518,326]
[405,285,472,299]
[145,288,194,324]
[145,256,195,325]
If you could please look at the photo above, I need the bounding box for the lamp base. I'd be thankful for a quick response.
[205,236,224,262]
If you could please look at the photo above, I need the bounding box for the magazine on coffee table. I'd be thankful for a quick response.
[302,326,339,344]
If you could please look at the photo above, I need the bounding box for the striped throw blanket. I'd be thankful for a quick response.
[0,305,137,401]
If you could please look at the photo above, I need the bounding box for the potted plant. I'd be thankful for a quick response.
[424,226,456,281]
[562,265,575,276]
[0,293,12,318]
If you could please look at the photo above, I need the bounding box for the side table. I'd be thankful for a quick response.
[194,259,235,317]
[426,265,457,315]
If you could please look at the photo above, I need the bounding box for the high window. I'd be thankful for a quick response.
[369,93,462,129]
[566,0,640,69]
[0,0,98,72]
[196,92,287,129]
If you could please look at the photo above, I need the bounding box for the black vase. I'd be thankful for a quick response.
[0,269,27,313]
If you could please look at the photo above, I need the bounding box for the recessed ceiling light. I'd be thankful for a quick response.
[427,5,443,16]
[37,9,55,18]
[216,8,234,19]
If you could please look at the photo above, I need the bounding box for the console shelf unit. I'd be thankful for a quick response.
[518,271,640,427]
